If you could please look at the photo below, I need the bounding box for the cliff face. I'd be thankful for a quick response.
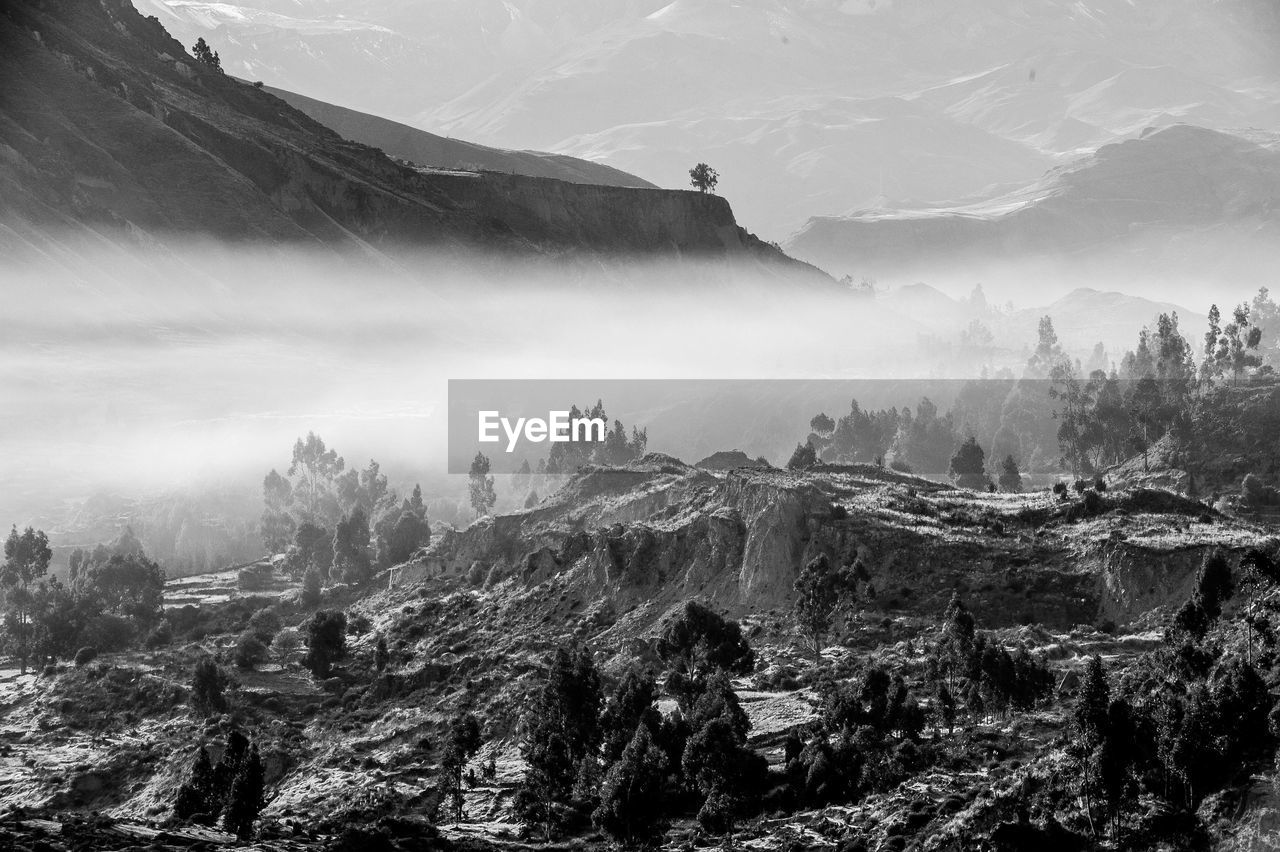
[409,457,1275,632]
[415,170,772,257]
[0,0,820,277]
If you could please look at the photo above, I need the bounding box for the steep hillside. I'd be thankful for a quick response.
[0,0,812,275]
[785,124,1280,277]
[264,86,655,190]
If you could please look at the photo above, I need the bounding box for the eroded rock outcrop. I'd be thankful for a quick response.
[411,457,1272,631]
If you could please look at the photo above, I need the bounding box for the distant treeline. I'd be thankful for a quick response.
[795,292,1278,483]
[260,433,431,587]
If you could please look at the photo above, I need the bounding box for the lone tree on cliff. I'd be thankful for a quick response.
[689,163,719,194]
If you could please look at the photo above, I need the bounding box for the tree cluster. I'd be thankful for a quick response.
[926,594,1053,723]
[190,37,223,71]
[1049,549,1279,844]
[791,302,1274,485]
[262,434,429,587]
[173,730,266,839]
[516,603,765,846]
[301,609,347,679]
[1,526,165,673]
[543,401,648,476]
[803,396,961,476]
[792,554,859,665]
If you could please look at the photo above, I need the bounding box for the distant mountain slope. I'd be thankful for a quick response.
[0,0,814,277]
[785,124,1280,278]
[872,283,1191,357]
[263,86,655,189]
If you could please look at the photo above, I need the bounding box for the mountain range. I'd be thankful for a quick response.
[0,0,811,278]
[134,0,1280,239]
[785,124,1280,283]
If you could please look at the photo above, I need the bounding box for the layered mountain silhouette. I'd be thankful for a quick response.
[0,0,810,275]
[136,0,1280,238]
[785,125,1280,279]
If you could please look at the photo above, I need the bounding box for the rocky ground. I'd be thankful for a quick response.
[1,458,1277,850]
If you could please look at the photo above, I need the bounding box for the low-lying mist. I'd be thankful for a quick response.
[1,236,1260,546]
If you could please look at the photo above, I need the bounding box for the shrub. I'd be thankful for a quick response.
[74,646,98,667]
[998,455,1021,493]
[145,622,174,649]
[233,632,269,670]
[375,509,430,568]
[753,666,800,692]
[949,436,986,490]
[1093,476,1107,492]
[831,505,849,520]
[81,613,134,652]
[247,608,280,642]
[191,657,229,716]
[1065,489,1106,522]
[303,610,348,679]
[1242,473,1280,506]
[787,441,818,471]
[301,566,322,608]
[273,628,301,664]
[237,564,273,592]
[1052,481,1068,496]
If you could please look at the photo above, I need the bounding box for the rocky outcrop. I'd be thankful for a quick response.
[1090,539,1228,625]
[411,459,1271,631]
[1087,535,1280,625]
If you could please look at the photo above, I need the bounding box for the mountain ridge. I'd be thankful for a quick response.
[262,85,656,190]
[0,0,818,280]
[134,0,1280,238]
[784,124,1280,278]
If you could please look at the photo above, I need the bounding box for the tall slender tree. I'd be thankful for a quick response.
[793,554,857,666]
[469,452,497,518]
